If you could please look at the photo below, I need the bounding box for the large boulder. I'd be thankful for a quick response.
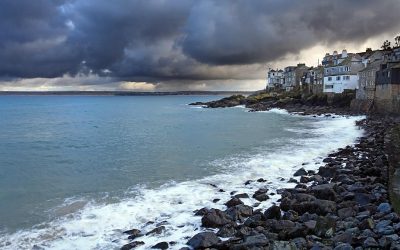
[201,209,234,228]
[264,205,281,220]
[187,232,220,249]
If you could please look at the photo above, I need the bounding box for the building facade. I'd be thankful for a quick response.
[323,50,364,93]
[266,69,283,89]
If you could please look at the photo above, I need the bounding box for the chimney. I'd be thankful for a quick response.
[342,49,348,58]
[333,50,338,56]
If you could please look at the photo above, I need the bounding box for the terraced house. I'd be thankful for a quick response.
[323,50,364,93]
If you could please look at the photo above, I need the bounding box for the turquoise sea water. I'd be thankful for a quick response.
[0,95,363,249]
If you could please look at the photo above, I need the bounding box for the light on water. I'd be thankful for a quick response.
[0,96,364,249]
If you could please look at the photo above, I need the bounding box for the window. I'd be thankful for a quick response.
[328,77,332,81]
[325,84,333,89]
[344,76,350,80]
[336,76,341,80]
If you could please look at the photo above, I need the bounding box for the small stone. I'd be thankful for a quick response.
[334,243,354,250]
[377,202,392,214]
[363,237,378,248]
[146,226,165,236]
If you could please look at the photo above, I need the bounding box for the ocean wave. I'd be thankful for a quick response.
[0,115,364,250]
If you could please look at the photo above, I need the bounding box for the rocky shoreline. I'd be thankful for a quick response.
[120,95,400,250]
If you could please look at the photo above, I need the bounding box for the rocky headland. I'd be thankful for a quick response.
[121,92,400,250]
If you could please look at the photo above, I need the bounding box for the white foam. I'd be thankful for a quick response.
[0,114,365,250]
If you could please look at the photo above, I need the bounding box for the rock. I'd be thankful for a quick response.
[359,218,374,230]
[314,216,336,238]
[234,193,249,199]
[123,229,141,236]
[225,204,253,221]
[264,205,281,220]
[253,193,269,202]
[363,237,379,248]
[243,214,264,228]
[300,176,311,183]
[288,178,298,183]
[146,226,165,236]
[270,241,297,250]
[294,168,307,176]
[354,193,372,206]
[217,224,236,238]
[243,234,269,247]
[257,178,267,182]
[379,234,399,248]
[194,207,209,216]
[201,209,234,228]
[318,166,337,178]
[225,198,243,208]
[187,232,220,249]
[282,210,299,221]
[334,243,354,250]
[311,183,337,201]
[304,220,317,230]
[151,242,169,249]
[121,241,145,250]
[377,202,392,214]
[338,207,356,219]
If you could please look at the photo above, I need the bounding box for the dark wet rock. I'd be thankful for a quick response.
[243,214,265,228]
[230,234,269,249]
[288,178,298,183]
[187,232,220,249]
[318,166,337,178]
[282,210,299,221]
[225,198,243,208]
[358,218,374,230]
[257,178,267,182]
[194,207,209,216]
[294,168,307,177]
[151,242,169,249]
[379,234,400,248]
[212,198,220,203]
[253,193,269,202]
[353,193,372,206]
[270,240,297,250]
[304,220,317,230]
[314,216,336,238]
[264,205,281,220]
[217,224,236,238]
[201,209,234,228]
[244,180,252,185]
[334,243,354,250]
[363,237,379,248]
[121,241,145,250]
[234,193,249,199]
[123,229,141,236]
[146,226,166,236]
[300,176,311,183]
[235,225,253,237]
[225,204,253,221]
[311,183,337,201]
[377,202,392,214]
[338,207,356,219]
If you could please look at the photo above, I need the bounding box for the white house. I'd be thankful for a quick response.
[323,50,364,93]
[267,69,284,89]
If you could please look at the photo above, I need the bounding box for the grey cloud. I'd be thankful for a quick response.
[0,0,399,85]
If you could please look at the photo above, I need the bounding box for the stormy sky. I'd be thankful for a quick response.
[1,0,399,91]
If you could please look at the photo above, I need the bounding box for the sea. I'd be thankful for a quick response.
[0,95,364,249]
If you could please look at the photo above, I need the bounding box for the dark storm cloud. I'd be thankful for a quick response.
[0,0,399,83]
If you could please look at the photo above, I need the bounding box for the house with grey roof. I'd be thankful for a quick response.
[323,50,364,93]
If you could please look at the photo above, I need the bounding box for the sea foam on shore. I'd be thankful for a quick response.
[0,112,364,250]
